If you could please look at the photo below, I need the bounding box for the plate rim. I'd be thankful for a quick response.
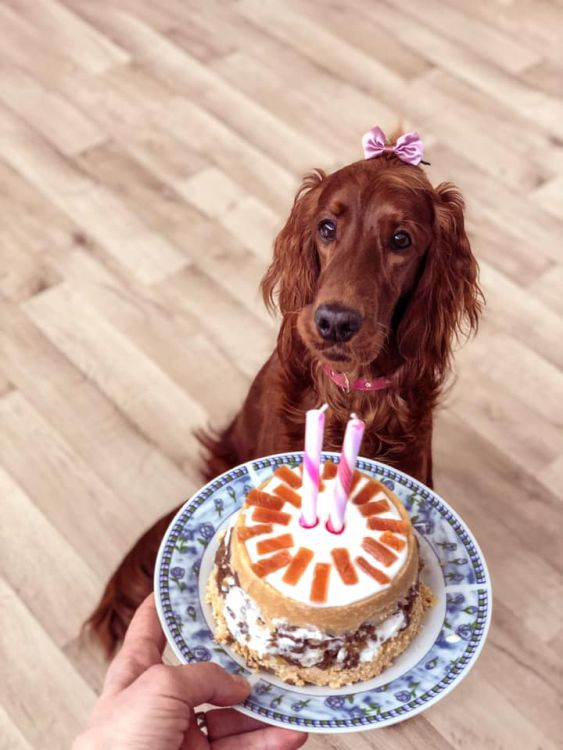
[154,451,492,733]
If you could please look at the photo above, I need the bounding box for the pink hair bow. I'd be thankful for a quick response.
[362,126,426,166]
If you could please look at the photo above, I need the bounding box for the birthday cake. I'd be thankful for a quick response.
[207,460,434,687]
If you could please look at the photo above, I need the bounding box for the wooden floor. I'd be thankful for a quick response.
[1,0,562,747]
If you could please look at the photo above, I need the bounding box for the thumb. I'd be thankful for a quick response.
[139,662,251,708]
[102,594,165,697]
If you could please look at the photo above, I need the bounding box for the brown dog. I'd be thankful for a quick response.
[87,147,482,654]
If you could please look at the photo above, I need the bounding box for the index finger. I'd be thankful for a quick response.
[102,593,166,697]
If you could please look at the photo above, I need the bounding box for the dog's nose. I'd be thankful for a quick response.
[314,304,362,343]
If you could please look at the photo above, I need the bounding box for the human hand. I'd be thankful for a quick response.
[73,594,307,749]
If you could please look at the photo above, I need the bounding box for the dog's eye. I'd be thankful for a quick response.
[390,231,412,251]
[318,219,336,242]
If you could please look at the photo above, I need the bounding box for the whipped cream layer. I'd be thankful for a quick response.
[239,465,410,607]
[222,575,409,669]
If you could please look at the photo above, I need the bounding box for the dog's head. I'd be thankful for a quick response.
[262,154,482,383]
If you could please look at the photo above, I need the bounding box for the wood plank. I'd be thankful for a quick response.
[63,1,334,170]
[399,69,556,190]
[434,411,563,642]
[448,367,562,476]
[0,465,100,645]
[482,599,563,738]
[446,0,563,62]
[358,0,563,136]
[287,0,434,81]
[0,230,62,303]
[0,577,95,749]
[427,141,563,267]
[1,0,130,73]
[176,166,280,262]
[0,103,189,285]
[531,175,563,218]
[0,299,193,524]
[24,284,207,467]
[455,331,563,428]
[209,42,396,161]
[0,704,33,750]
[43,246,252,417]
[523,59,563,98]
[238,0,406,99]
[0,391,136,576]
[104,0,242,65]
[381,0,540,74]
[477,260,563,370]
[410,68,563,177]
[62,147,274,324]
[0,62,106,156]
[155,266,276,380]
[101,64,297,212]
[0,160,82,255]
[0,364,11,398]
[424,668,558,749]
[539,455,563,494]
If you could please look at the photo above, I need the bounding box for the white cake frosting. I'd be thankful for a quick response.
[222,577,407,668]
[240,466,409,607]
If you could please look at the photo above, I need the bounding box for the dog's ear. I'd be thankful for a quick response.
[397,183,483,383]
[261,170,324,316]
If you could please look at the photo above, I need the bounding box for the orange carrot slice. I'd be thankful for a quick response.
[246,489,285,510]
[359,499,389,517]
[310,563,331,603]
[256,534,294,555]
[237,524,273,541]
[282,547,314,585]
[274,465,302,488]
[331,548,359,585]
[362,536,398,567]
[353,480,381,505]
[322,461,338,480]
[350,471,365,491]
[356,556,391,584]
[251,550,292,577]
[272,484,301,508]
[252,507,292,526]
[380,531,406,551]
[367,517,407,534]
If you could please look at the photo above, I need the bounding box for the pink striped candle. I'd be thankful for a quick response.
[328,413,365,533]
[300,403,328,528]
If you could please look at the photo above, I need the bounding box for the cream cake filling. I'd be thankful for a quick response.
[222,578,408,669]
[240,469,409,607]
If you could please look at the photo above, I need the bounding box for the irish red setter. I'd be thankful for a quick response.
[87,146,482,654]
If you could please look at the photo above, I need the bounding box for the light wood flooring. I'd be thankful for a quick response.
[0,1,562,748]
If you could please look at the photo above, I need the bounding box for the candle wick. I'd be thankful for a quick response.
[319,403,329,413]
[351,412,357,419]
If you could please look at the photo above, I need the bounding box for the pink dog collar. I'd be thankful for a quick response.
[322,364,391,393]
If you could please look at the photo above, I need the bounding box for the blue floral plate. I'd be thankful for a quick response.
[155,452,491,733]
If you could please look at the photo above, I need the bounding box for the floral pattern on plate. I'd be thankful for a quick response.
[155,452,491,733]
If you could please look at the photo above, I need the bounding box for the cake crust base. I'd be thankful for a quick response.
[207,566,435,688]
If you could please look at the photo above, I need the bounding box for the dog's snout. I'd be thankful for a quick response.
[314,304,362,343]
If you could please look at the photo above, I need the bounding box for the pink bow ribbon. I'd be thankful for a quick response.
[362,126,424,166]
